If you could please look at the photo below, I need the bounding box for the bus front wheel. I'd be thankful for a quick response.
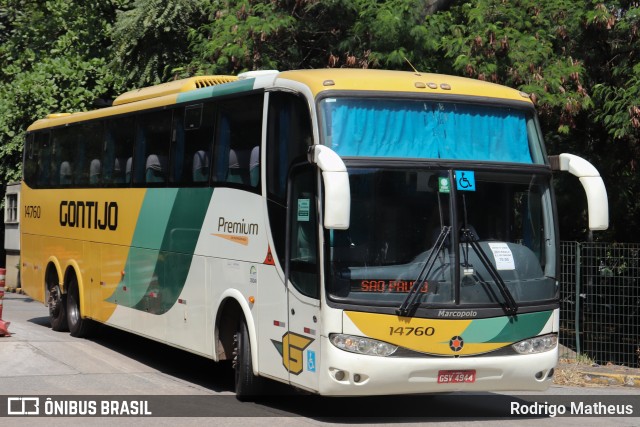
[234,320,263,401]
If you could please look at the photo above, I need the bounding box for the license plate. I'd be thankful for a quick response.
[437,370,476,384]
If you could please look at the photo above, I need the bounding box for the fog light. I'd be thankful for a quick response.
[353,374,361,383]
[334,370,346,381]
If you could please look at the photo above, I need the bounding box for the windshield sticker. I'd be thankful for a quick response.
[488,242,516,270]
[297,199,310,222]
[455,170,476,191]
[438,176,451,193]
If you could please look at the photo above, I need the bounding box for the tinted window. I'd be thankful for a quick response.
[133,110,173,185]
[266,92,313,265]
[171,103,215,185]
[213,94,263,188]
[103,117,135,185]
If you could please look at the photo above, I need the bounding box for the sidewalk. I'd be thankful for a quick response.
[556,359,640,388]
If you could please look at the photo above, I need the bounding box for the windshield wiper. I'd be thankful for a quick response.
[460,228,518,314]
[397,226,451,317]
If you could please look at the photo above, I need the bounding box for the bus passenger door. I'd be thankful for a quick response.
[285,165,321,392]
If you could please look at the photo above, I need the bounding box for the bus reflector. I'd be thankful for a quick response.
[264,247,275,265]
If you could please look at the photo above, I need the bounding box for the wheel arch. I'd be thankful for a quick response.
[214,290,258,372]
[45,257,63,294]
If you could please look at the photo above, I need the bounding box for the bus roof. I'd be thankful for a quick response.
[27,69,532,131]
[27,75,240,131]
[112,75,238,106]
[277,69,533,103]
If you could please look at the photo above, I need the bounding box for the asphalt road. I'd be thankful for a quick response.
[1,291,638,426]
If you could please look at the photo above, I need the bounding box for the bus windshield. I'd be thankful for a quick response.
[319,97,545,164]
[325,167,557,310]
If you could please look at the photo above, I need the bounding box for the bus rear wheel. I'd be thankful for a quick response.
[234,320,263,401]
[67,276,93,338]
[47,281,68,332]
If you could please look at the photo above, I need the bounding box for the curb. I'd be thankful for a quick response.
[577,369,640,388]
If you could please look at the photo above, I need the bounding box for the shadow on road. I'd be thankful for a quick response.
[19,303,548,421]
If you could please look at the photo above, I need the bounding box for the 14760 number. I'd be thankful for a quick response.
[389,326,435,336]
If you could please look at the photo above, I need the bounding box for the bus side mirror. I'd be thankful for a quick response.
[308,145,350,229]
[549,153,609,231]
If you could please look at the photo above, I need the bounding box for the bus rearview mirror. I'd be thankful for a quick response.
[308,145,350,229]
[549,153,609,231]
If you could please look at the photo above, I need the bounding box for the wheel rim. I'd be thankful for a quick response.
[48,286,61,318]
[69,292,79,326]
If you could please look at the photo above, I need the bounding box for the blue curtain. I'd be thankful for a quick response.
[326,100,533,164]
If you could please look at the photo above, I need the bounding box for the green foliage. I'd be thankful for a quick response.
[189,0,363,73]
[0,0,639,242]
[189,0,296,73]
[110,0,204,87]
[591,5,640,141]
[415,0,594,134]
[0,0,125,184]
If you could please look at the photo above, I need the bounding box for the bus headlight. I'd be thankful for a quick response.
[512,334,558,354]
[330,334,397,357]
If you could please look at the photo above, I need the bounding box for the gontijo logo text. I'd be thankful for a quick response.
[59,200,118,230]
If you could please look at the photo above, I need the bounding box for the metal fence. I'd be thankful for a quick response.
[559,241,640,367]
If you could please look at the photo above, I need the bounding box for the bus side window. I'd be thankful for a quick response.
[52,127,76,187]
[171,102,215,185]
[134,110,172,185]
[266,92,313,266]
[27,131,51,188]
[213,94,263,187]
[288,165,319,299]
[23,133,37,187]
[103,117,134,185]
[77,121,103,186]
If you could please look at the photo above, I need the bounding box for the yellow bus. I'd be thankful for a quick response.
[20,69,608,399]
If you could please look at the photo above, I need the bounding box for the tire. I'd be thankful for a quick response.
[48,282,68,332]
[234,320,263,401]
[67,276,93,338]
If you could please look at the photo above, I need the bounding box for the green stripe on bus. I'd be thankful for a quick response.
[107,188,214,314]
[176,79,256,104]
[459,311,552,344]
[459,316,510,342]
[482,311,553,343]
[132,188,180,249]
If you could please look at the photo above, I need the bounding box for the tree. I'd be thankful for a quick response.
[0,0,638,241]
[0,0,126,184]
[188,0,456,74]
[586,3,640,241]
[110,0,205,87]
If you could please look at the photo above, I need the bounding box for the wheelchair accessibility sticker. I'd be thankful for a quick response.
[455,171,476,191]
[307,350,316,372]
